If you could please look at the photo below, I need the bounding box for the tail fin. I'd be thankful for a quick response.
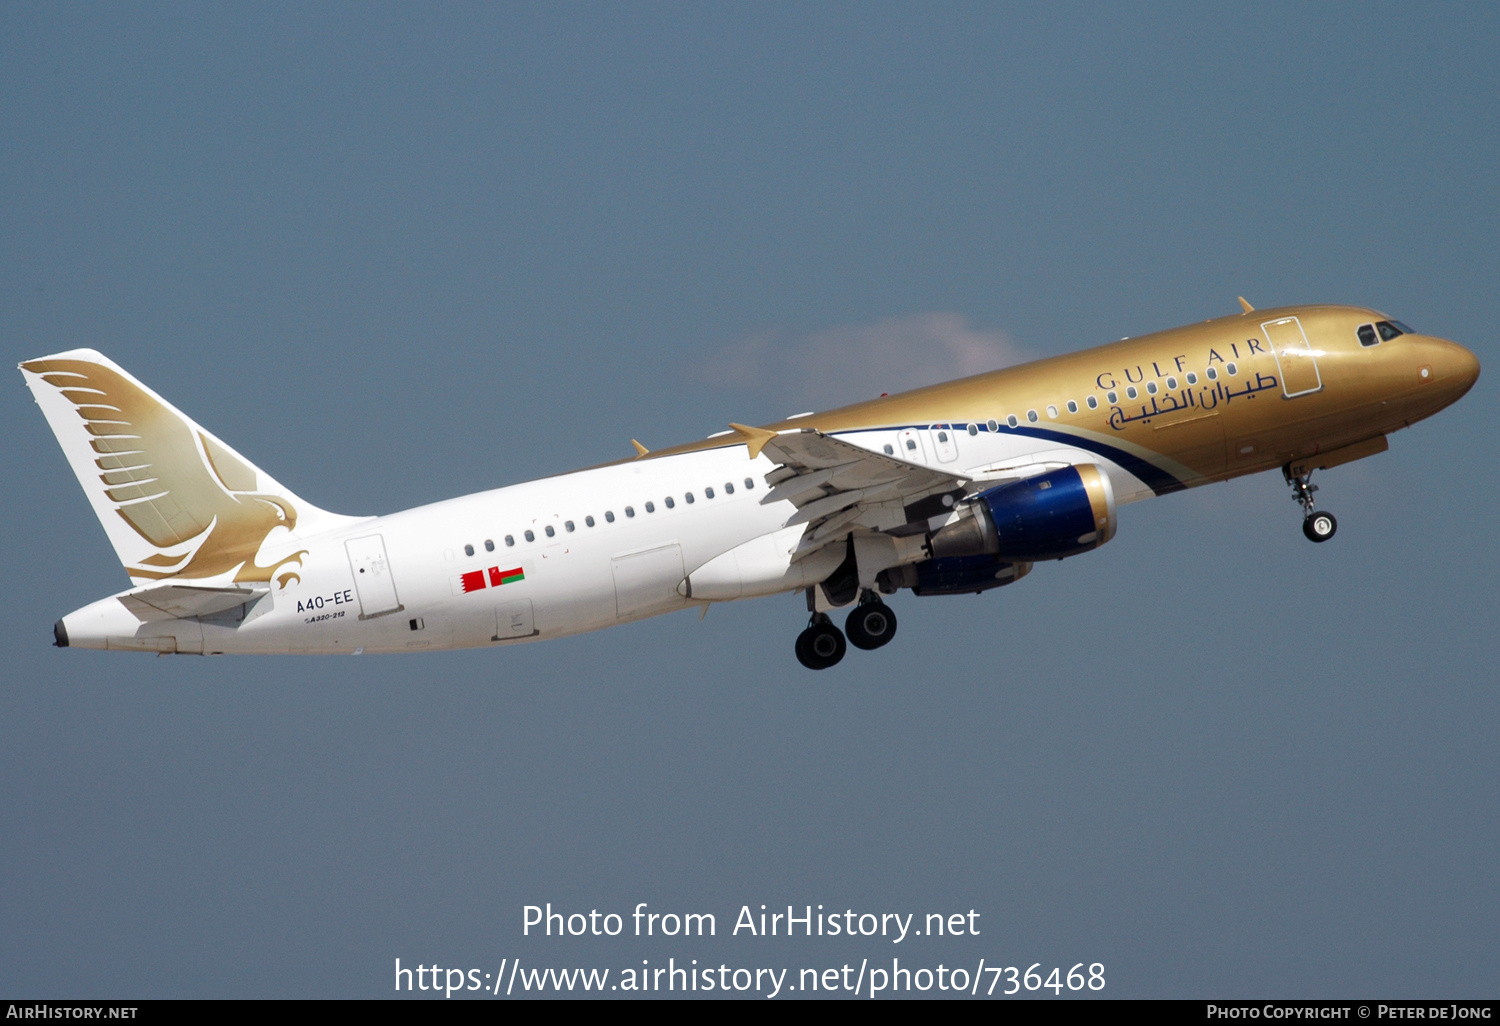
[20,349,357,586]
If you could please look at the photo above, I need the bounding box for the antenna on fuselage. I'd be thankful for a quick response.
[1238,296,1255,314]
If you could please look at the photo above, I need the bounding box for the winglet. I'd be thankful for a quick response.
[727,422,778,460]
[1238,296,1255,314]
[631,439,649,458]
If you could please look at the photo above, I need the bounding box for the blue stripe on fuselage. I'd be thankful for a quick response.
[840,423,1188,496]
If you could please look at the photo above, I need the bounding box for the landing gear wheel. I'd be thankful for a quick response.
[795,616,847,670]
[1284,465,1337,544]
[846,601,898,651]
[1303,511,1337,542]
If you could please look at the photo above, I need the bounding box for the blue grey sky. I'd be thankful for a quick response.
[2,2,1496,997]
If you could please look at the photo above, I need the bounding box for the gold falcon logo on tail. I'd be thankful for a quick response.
[18,352,345,584]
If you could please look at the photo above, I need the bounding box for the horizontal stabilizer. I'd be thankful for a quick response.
[117,582,270,622]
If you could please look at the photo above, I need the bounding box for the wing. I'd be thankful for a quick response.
[735,425,969,559]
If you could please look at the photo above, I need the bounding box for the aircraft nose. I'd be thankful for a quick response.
[1433,338,1481,395]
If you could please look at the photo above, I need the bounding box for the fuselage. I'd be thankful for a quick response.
[56,304,1479,655]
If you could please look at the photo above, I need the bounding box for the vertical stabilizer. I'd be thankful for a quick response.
[20,349,359,586]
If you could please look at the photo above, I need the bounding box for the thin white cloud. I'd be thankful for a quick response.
[693,312,1027,411]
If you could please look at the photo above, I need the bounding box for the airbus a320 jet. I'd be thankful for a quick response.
[22,300,1479,669]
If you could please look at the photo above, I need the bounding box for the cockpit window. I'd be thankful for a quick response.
[1376,320,1405,342]
[1390,320,1415,334]
[1358,324,1378,347]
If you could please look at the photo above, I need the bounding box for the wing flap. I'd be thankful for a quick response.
[747,428,968,556]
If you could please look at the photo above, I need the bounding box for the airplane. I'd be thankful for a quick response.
[20,300,1479,669]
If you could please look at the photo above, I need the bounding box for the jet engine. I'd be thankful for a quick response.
[926,464,1117,563]
[910,554,1031,596]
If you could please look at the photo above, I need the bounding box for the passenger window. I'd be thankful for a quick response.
[1186,372,1197,385]
[1107,391,1118,403]
[524,530,535,542]
[1146,381,1158,395]
[1376,320,1403,341]
[1206,367,1218,380]
[724,483,734,494]
[585,516,595,527]
[545,525,555,537]
[1007,415,1019,428]
[605,510,615,523]
[1027,410,1039,423]
[505,535,515,547]
[1086,395,1099,409]
[1046,405,1058,418]
[883,444,894,455]
[464,544,474,557]
[1358,324,1378,346]
[625,506,635,517]
[936,430,949,443]
[665,497,675,509]
[967,423,978,436]
[744,478,755,490]
[1066,400,1078,414]
[565,521,574,532]
[484,539,494,552]
[1126,386,1138,399]
[1226,362,1238,376]
[646,501,655,513]
[685,492,695,504]
[987,419,999,432]
[705,487,715,499]
[905,438,917,451]
[1165,376,1177,389]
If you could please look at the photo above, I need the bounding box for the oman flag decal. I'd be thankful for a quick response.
[453,566,526,596]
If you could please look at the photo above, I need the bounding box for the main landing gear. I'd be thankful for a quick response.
[846,596,898,651]
[795,614,847,670]
[1285,466,1337,543]
[795,592,899,670]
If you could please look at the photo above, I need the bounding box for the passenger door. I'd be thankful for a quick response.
[345,534,404,619]
[1261,316,1323,398]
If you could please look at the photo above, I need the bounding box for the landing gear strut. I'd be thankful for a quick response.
[795,614,847,670]
[846,592,898,650]
[1285,466,1337,543]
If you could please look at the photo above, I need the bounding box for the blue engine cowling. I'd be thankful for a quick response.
[926,464,1117,565]
[977,464,1116,561]
[912,555,1031,596]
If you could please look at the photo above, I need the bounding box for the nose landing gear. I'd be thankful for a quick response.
[1285,466,1337,543]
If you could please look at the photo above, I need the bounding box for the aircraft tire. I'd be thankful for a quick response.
[846,601,898,651]
[1303,511,1337,543]
[796,622,847,670]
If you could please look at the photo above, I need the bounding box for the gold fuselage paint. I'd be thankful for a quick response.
[647,304,1480,493]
